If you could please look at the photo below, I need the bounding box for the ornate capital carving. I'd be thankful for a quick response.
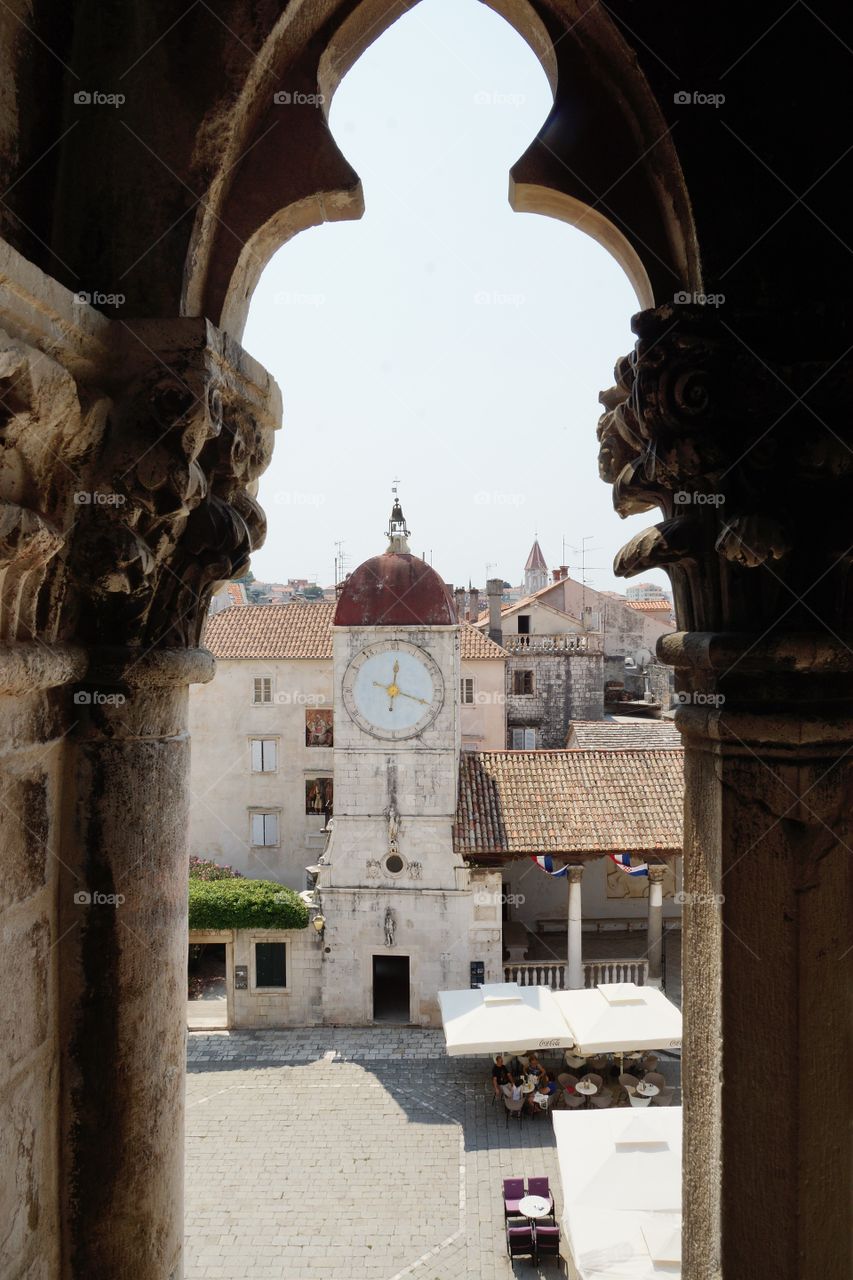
[0,288,280,655]
[599,304,853,635]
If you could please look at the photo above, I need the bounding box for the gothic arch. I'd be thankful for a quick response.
[182,0,699,338]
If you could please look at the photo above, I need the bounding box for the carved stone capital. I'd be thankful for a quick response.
[599,304,853,634]
[567,864,584,883]
[0,256,280,659]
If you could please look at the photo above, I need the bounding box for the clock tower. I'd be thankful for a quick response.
[316,498,501,1025]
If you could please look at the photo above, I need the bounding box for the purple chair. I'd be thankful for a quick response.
[506,1219,534,1260]
[503,1177,525,1219]
[527,1176,555,1220]
[534,1222,561,1264]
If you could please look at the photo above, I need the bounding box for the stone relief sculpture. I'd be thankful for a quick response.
[387,803,400,856]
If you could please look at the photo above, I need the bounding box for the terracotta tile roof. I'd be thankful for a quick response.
[203,605,505,661]
[566,719,682,750]
[203,602,335,659]
[525,539,548,571]
[454,749,683,860]
[626,598,673,612]
[460,624,506,660]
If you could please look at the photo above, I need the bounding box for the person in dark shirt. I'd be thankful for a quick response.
[491,1054,514,1098]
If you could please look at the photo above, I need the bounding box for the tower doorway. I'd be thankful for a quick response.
[372,955,410,1023]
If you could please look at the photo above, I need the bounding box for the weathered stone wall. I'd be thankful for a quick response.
[506,652,604,746]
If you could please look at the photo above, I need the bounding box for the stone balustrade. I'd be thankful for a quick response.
[503,958,648,988]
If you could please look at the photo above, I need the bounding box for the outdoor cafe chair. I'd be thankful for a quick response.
[534,1222,561,1265]
[506,1218,534,1260]
[641,1053,659,1073]
[590,1087,614,1109]
[643,1071,675,1106]
[527,1177,554,1216]
[503,1178,525,1219]
[619,1072,640,1090]
[557,1073,577,1090]
[581,1072,604,1090]
[504,1094,525,1126]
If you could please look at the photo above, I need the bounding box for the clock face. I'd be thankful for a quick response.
[342,640,444,740]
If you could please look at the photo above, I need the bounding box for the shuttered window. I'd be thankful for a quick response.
[250,739,277,772]
[460,677,475,704]
[254,942,286,988]
[250,812,279,846]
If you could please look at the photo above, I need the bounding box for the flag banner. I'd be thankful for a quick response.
[530,855,568,877]
[608,852,649,877]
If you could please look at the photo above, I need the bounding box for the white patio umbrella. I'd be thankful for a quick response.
[552,982,682,1056]
[553,1106,682,1279]
[437,982,576,1056]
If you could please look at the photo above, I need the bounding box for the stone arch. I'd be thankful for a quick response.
[183,0,699,338]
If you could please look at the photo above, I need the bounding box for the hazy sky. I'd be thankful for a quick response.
[242,0,669,596]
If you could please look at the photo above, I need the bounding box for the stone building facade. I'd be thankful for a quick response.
[188,602,507,886]
[0,5,849,1278]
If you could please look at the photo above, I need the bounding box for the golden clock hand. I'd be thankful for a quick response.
[395,688,430,706]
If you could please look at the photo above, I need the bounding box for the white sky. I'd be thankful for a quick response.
[242,0,669,596]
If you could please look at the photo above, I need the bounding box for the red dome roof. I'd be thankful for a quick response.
[334,553,457,626]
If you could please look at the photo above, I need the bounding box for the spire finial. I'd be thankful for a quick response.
[386,480,410,552]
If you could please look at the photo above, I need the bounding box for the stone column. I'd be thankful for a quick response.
[0,274,280,1280]
[566,864,584,989]
[646,865,666,983]
[58,647,214,1278]
[598,304,853,1280]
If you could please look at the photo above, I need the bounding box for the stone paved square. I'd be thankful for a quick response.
[186,1028,680,1279]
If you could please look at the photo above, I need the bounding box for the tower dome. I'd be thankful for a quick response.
[333,499,456,626]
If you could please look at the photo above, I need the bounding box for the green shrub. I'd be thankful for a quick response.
[188,878,309,930]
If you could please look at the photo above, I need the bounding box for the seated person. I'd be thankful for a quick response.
[526,1052,545,1083]
[530,1068,558,1111]
[491,1054,515,1099]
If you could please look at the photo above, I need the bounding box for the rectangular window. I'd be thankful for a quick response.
[250,738,277,772]
[250,812,279,846]
[254,942,286,989]
[305,777,333,817]
[305,708,333,747]
[511,727,536,749]
[460,677,475,704]
[252,675,273,704]
[513,669,534,695]
[517,615,531,634]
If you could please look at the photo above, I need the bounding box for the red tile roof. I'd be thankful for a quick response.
[524,539,548,571]
[454,749,683,860]
[566,719,681,750]
[203,604,505,661]
[626,599,673,613]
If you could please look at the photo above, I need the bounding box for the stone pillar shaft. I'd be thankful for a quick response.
[566,865,584,989]
[666,636,853,1280]
[58,649,214,1279]
[646,865,665,982]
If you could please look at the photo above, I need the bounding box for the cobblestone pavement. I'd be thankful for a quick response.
[186,1030,681,1280]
